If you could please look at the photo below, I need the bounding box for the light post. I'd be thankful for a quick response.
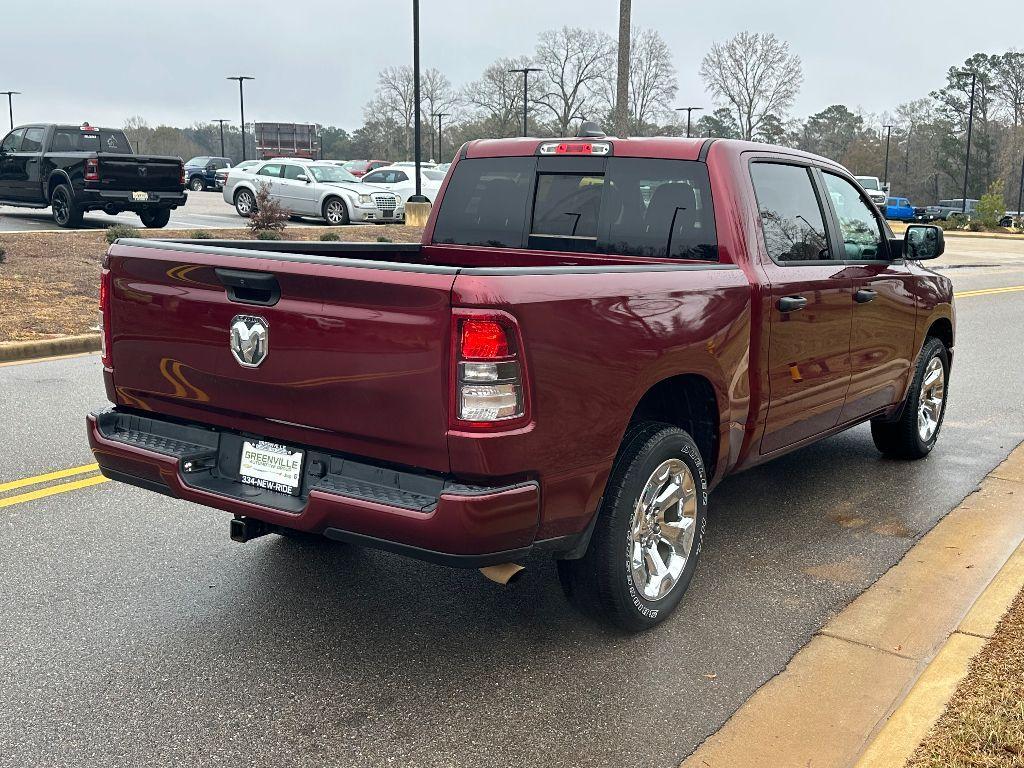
[675,106,703,138]
[226,76,254,161]
[432,112,450,162]
[508,67,542,137]
[882,124,893,190]
[408,0,428,203]
[0,91,20,130]
[212,119,229,159]
[959,70,977,215]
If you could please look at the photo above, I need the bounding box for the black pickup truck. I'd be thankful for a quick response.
[0,123,187,228]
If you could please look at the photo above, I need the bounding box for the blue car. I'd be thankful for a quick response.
[883,197,915,221]
[183,156,232,192]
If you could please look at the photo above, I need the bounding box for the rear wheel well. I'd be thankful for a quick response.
[926,317,953,350]
[47,174,69,201]
[628,375,719,477]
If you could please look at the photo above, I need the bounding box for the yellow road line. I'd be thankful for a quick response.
[0,463,100,493]
[0,474,109,509]
[954,284,1024,298]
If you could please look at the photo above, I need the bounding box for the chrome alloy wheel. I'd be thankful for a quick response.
[235,190,254,215]
[628,458,698,601]
[325,199,346,224]
[918,356,946,442]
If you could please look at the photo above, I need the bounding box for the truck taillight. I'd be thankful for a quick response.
[453,314,528,426]
[84,158,100,182]
[99,269,112,368]
[179,163,186,185]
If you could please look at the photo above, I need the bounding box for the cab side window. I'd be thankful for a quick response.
[1,129,25,153]
[822,173,885,259]
[21,128,44,152]
[750,162,831,262]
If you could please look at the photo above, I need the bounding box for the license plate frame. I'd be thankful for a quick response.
[238,439,305,496]
[132,191,150,202]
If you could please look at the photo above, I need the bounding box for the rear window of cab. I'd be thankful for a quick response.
[432,156,718,261]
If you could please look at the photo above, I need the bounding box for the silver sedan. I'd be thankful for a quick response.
[223,160,404,225]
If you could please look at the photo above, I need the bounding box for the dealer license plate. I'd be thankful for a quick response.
[132,191,150,202]
[239,440,305,496]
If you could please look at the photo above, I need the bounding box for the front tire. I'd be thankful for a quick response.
[234,188,256,218]
[871,336,949,459]
[558,422,708,632]
[190,177,206,192]
[50,184,83,228]
[323,197,349,226]
[139,208,171,228]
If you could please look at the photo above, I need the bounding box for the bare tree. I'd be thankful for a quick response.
[700,31,803,140]
[614,0,631,137]
[993,50,1024,129]
[597,28,678,132]
[366,66,416,158]
[534,26,615,136]
[463,56,534,137]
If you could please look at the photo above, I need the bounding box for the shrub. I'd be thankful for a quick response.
[935,217,959,232]
[319,232,341,241]
[0,245,6,264]
[975,180,1005,229]
[189,230,215,239]
[254,230,282,241]
[105,224,137,244]
[247,180,288,235]
[376,236,393,243]
[966,219,986,232]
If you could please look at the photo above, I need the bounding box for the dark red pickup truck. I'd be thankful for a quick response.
[87,135,954,630]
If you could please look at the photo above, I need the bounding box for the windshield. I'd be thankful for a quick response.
[308,165,359,183]
[423,169,445,181]
[186,157,210,166]
[856,177,880,190]
[343,160,369,171]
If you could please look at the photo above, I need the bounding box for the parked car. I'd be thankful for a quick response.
[222,158,403,224]
[392,161,438,169]
[184,156,232,192]
[998,210,1021,228]
[215,159,259,189]
[883,196,915,221]
[88,134,953,632]
[854,175,888,206]
[925,199,979,221]
[361,165,445,203]
[0,122,186,228]
[341,159,389,178]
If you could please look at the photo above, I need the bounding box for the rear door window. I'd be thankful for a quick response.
[750,162,832,262]
[603,158,717,261]
[257,163,283,178]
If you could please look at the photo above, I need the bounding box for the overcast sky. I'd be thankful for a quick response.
[2,0,1019,132]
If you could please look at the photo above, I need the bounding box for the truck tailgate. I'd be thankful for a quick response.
[105,241,456,473]
[99,155,182,192]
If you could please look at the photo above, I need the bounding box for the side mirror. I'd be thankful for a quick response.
[905,224,944,260]
[296,173,309,183]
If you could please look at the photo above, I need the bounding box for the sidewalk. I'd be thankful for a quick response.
[681,442,1024,768]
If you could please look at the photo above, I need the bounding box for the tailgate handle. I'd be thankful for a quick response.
[215,268,281,306]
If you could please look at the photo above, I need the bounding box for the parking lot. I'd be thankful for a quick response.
[0,189,318,232]
[3,236,1023,767]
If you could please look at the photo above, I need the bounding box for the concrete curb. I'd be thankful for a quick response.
[681,441,1024,768]
[0,334,101,363]
[854,539,1024,767]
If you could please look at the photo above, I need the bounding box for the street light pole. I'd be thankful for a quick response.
[1,91,20,130]
[508,67,542,137]
[882,124,893,190]
[409,0,428,203]
[213,119,229,158]
[226,76,254,161]
[960,70,977,215]
[675,106,703,138]
[433,112,450,162]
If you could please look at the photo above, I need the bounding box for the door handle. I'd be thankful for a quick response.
[777,295,808,312]
[854,289,877,304]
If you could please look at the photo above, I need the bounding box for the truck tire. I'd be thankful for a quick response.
[871,336,949,459]
[234,188,256,218]
[51,184,83,228]
[557,422,708,632]
[323,197,349,226]
[139,208,171,229]
[190,177,206,192]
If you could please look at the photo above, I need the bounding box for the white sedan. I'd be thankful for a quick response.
[360,165,445,204]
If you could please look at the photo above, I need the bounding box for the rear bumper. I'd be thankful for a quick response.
[87,409,546,567]
[78,189,188,210]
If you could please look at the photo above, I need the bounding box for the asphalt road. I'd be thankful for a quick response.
[2,246,1023,768]
[0,189,322,232]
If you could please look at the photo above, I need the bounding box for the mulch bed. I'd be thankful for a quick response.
[0,225,422,342]
[907,587,1024,767]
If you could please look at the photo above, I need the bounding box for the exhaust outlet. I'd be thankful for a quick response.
[479,563,525,586]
